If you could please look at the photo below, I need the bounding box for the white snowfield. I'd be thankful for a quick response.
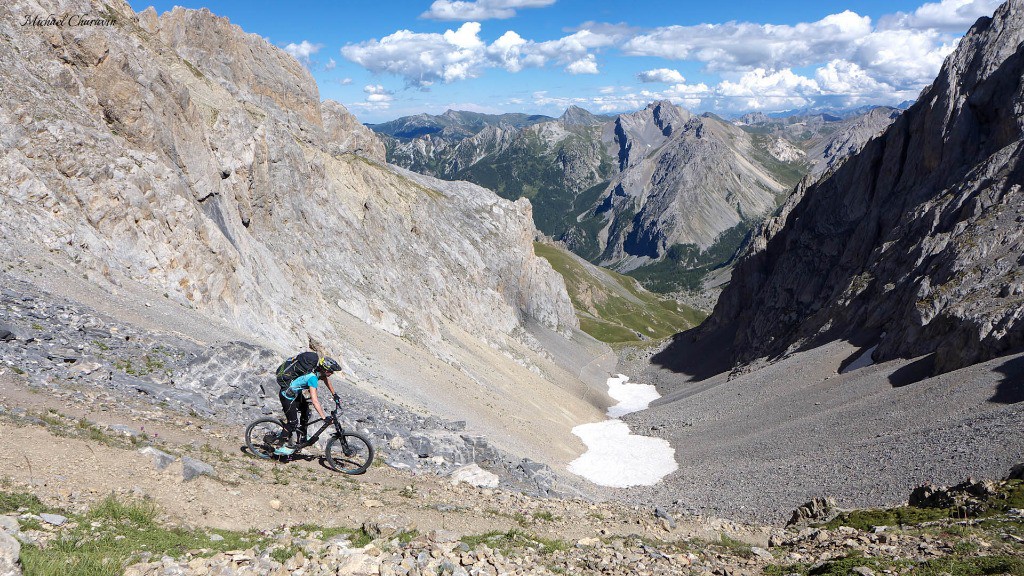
[568,375,678,488]
[606,375,661,418]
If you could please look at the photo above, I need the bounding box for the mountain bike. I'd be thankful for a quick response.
[244,393,374,474]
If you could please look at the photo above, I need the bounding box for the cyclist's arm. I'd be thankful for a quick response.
[309,387,327,420]
[325,373,338,396]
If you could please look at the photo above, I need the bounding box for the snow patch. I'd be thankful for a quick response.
[568,374,678,487]
[841,344,878,374]
[606,374,660,417]
[568,420,678,487]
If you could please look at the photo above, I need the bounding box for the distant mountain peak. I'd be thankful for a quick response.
[559,105,603,126]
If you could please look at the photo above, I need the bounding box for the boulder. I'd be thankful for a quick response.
[0,530,20,576]
[654,507,676,529]
[139,447,176,470]
[787,497,838,526]
[109,424,139,438]
[38,513,67,526]
[910,479,1002,516]
[361,520,399,539]
[334,551,379,576]
[1007,463,1024,480]
[181,457,215,481]
[450,464,499,489]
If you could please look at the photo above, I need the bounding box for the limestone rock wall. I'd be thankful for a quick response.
[0,0,576,353]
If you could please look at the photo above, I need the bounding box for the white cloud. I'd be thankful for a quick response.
[325,58,336,71]
[611,4,979,111]
[851,29,956,88]
[529,29,620,73]
[339,77,353,86]
[342,23,489,86]
[353,84,395,110]
[716,68,820,111]
[566,55,599,74]
[284,40,323,66]
[486,30,530,72]
[637,68,685,83]
[815,60,888,95]
[623,11,872,72]
[879,0,1002,31]
[341,22,615,87]
[421,0,556,21]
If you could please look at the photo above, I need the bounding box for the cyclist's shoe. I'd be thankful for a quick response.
[274,441,297,456]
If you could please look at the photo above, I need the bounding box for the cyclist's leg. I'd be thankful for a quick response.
[297,393,310,445]
[279,389,300,444]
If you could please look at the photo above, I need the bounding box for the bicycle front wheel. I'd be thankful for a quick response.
[245,417,289,459]
[326,432,374,474]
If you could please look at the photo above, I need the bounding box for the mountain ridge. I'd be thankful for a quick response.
[670,0,1024,376]
[378,101,825,293]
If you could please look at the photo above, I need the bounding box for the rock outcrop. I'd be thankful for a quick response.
[321,100,387,163]
[0,0,575,353]
[694,0,1024,375]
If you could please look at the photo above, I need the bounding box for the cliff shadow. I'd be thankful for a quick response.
[991,354,1024,404]
[649,324,736,382]
[888,353,936,387]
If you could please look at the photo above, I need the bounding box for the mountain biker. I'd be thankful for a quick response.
[273,352,342,456]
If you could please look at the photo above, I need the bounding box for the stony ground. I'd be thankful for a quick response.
[622,338,1024,524]
[2,372,1024,575]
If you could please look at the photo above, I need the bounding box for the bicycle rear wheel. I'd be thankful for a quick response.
[326,432,374,474]
[245,417,289,459]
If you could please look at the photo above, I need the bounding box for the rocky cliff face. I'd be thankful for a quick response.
[0,0,576,353]
[697,0,1024,375]
[321,100,387,163]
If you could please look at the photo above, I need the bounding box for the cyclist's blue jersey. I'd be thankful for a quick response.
[283,372,319,400]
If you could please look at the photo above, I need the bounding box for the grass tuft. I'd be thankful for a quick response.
[13,493,267,576]
[461,529,569,555]
[0,491,50,514]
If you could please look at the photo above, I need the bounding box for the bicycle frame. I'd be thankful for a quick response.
[297,407,344,448]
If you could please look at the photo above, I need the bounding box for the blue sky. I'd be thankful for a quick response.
[127,0,1002,123]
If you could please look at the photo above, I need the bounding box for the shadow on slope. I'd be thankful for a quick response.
[888,354,936,388]
[991,354,1024,404]
[649,325,736,382]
